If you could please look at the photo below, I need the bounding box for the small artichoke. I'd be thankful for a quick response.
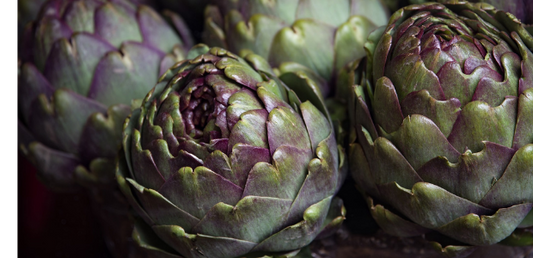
[202,0,388,93]
[349,2,533,254]
[117,45,346,257]
[18,0,193,190]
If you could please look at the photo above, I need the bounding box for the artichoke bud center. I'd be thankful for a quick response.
[180,79,225,142]
[388,14,516,105]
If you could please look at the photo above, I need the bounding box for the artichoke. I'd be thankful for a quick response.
[117,45,346,257]
[349,2,533,254]
[202,0,388,95]
[18,0,194,190]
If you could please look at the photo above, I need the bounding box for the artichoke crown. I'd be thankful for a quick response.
[118,46,346,257]
[350,2,533,251]
[18,0,193,190]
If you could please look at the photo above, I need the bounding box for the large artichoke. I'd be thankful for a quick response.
[349,2,533,255]
[202,0,388,95]
[18,0,193,190]
[117,45,346,257]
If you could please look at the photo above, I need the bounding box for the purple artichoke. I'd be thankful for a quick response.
[18,0,194,190]
[349,2,533,255]
[117,45,346,257]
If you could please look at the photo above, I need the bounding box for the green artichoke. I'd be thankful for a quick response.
[18,0,193,190]
[349,2,533,254]
[117,45,346,257]
[202,0,388,95]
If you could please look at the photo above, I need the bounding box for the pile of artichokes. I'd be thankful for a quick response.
[17,0,533,257]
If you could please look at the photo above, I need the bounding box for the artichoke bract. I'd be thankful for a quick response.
[18,0,47,38]
[18,0,193,190]
[118,46,346,257]
[473,0,533,24]
[202,0,388,95]
[350,2,533,254]
[407,0,533,25]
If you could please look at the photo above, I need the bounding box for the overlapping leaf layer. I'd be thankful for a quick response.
[18,0,193,190]
[350,2,533,255]
[118,46,346,258]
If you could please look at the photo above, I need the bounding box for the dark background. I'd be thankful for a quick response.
[18,154,111,258]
